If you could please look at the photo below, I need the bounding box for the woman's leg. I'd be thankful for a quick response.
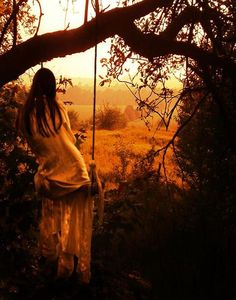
[39,197,60,261]
[75,192,93,283]
[58,189,93,282]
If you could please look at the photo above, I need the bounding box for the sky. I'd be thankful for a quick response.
[26,0,119,79]
[22,0,182,88]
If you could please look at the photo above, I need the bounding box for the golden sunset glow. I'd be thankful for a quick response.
[21,0,182,89]
[27,0,119,78]
[1,1,234,296]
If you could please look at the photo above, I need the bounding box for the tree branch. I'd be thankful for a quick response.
[161,6,202,40]
[154,91,209,156]
[119,22,236,74]
[161,5,224,41]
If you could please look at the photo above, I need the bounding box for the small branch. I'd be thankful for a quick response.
[119,21,236,75]
[34,0,44,36]
[165,91,183,128]
[166,86,206,128]
[172,140,186,189]
[84,0,89,23]
[64,0,69,29]
[160,140,172,201]
[94,0,100,14]
[154,91,209,156]
[125,83,168,127]
[161,142,169,182]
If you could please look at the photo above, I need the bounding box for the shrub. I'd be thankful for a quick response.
[95,103,127,130]
[124,105,140,122]
[112,136,135,182]
[67,109,80,131]
[0,83,37,202]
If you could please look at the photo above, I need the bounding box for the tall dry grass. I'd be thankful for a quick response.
[80,121,179,190]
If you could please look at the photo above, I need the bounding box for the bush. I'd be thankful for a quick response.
[112,136,135,182]
[0,83,37,202]
[124,105,140,122]
[95,104,127,130]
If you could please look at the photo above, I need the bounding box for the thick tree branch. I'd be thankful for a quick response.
[161,6,202,39]
[119,22,236,74]
[161,5,224,41]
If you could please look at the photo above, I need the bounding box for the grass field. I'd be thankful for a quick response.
[79,120,179,190]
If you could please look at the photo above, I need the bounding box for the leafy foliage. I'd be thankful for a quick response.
[0,83,37,202]
[0,0,37,54]
[112,136,136,182]
[0,82,39,297]
[176,91,236,198]
[56,76,73,94]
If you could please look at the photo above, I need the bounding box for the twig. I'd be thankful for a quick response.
[166,86,206,128]
[165,92,182,128]
[64,0,69,30]
[84,0,89,23]
[154,91,209,157]
[125,82,168,126]
[172,140,186,189]
[34,0,43,36]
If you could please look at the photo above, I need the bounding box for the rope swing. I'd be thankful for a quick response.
[85,0,104,225]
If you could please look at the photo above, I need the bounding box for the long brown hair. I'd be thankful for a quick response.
[23,68,62,137]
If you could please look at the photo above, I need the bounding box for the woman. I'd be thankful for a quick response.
[19,68,93,283]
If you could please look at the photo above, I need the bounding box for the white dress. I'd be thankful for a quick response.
[28,100,93,282]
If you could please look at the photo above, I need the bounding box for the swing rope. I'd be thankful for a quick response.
[91,0,100,160]
[84,0,97,160]
[88,0,104,225]
[92,41,97,161]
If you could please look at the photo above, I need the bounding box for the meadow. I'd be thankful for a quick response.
[66,104,179,189]
[80,119,178,190]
